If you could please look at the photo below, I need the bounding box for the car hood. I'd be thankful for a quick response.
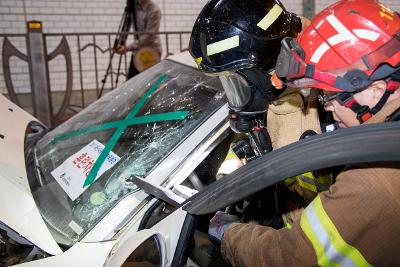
[0,95,62,255]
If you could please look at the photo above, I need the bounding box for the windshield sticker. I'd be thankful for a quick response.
[51,140,121,200]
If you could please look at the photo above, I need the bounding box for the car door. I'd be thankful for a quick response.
[104,207,191,267]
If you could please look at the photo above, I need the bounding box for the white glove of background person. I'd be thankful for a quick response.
[208,211,239,245]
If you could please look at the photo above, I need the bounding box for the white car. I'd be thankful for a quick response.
[0,52,233,267]
[1,51,399,267]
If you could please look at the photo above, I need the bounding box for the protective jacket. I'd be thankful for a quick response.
[222,97,400,267]
[267,88,332,203]
[217,88,330,201]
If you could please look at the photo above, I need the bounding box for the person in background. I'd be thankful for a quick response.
[116,0,162,78]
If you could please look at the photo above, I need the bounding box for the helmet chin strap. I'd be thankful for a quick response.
[335,80,400,123]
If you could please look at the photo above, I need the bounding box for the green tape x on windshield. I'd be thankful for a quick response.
[53,74,189,188]
[53,111,189,142]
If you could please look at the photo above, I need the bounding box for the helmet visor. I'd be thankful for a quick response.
[218,72,251,111]
[275,37,307,80]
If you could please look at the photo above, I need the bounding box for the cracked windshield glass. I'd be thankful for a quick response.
[33,60,226,245]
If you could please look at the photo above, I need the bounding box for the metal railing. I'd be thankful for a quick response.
[1,21,191,126]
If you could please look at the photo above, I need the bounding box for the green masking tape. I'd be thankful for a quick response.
[76,74,188,188]
[53,111,189,143]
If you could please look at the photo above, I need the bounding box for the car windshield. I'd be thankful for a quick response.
[32,60,226,246]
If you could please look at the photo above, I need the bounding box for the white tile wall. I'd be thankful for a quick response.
[0,0,398,94]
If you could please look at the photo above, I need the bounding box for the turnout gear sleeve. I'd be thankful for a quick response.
[267,88,321,149]
[222,164,400,266]
[268,88,329,202]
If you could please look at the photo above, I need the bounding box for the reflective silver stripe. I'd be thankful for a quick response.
[306,204,357,267]
[298,174,317,186]
[299,174,331,191]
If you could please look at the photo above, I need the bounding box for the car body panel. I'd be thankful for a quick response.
[105,229,167,267]
[167,52,198,69]
[13,240,117,267]
[18,207,188,267]
[0,95,63,255]
[80,190,149,242]
[106,207,188,267]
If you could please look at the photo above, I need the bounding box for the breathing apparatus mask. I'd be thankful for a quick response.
[218,68,280,134]
[214,67,280,156]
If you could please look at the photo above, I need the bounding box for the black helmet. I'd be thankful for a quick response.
[189,0,302,73]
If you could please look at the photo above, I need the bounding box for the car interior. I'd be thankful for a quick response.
[125,129,310,267]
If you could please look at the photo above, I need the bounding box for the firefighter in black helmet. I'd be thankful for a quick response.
[189,0,301,73]
[189,0,333,264]
[189,0,302,137]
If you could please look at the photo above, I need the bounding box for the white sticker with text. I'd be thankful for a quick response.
[51,140,121,201]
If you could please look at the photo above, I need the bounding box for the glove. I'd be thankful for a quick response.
[208,211,239,245]
[115,45,127,55]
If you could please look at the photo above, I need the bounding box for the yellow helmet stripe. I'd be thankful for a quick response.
[206,35,240,56]
[257,4,283,31]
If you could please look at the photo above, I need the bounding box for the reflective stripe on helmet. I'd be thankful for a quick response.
[206,35,240,56]
[300,196,372,267]
[257,4,283,31]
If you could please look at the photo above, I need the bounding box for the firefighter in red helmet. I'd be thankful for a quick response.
[221,0,400,266]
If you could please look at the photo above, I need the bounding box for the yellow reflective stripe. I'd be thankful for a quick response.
[302,171,315,179]
[301,208,339,267]
[257,4,283,31]
[284,172,332,193]
[284,174,318,192]
[302,171,332,191]
[225,148,238,160]
[207,35,240,56]
[313,197,372,267]
[284,176,297,185]
[301,196,372,267]
[297,177,318,192]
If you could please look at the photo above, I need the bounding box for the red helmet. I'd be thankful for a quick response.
[275,0,400,93]
[273,0,400,123]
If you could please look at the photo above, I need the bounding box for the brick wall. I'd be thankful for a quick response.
[0,0,210,94]
[0,0,398,95]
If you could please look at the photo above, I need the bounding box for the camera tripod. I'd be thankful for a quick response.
[99,0,137,98]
